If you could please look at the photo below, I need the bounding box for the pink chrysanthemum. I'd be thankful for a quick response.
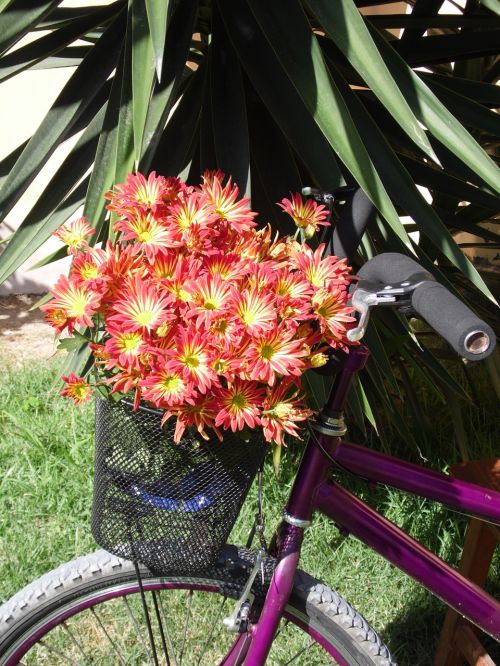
[140,368,196,408]
[231,287,276,336]
[164,329,218,394]
[201,172,257,232]
[114,212,179,258]
[53,217,96,255]
[106,171,170,216]
[163,395,221,443]
[103,326,149,371]
[187,273,232,327]
[41,274,100,333]
[291,243,349,290]
[108,278,171,332]
[261,380,313,445]
[278,193,329,237]
[312,287,356,350]
[243,324,308,386]
[214,379,265,432]
[61,374,93,405]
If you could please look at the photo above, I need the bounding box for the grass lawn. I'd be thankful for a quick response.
[0,358,498,665]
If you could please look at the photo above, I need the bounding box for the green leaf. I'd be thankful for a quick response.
[367,24,500,195]
[306,0,437,162]
[220,2,343,191]
[83,43,128,229]
[28,46,89,69]
[303,369,327,411]
[425,78,500,136]
[0,180,87,284]
[144,0,170,80]
[114,7,138,186]
[347,378,367,435]
[226,0,406,234]
[148,65,205,177]
[478,0,500,14]
[355,379,377,432]
[398,30,500,66]
[59,342,93,380]
[246,95,303,234]
[210,9,251,195]
[0,101,105,284]
[421,72,500,107]
[328,65,494,300]
[0,0,57,55]
[368,13,500,30]
[140,0,198,170]
[0,13,124,222]
[132,0,155,164]
[0,4,118,83]
[399,154,500,212]
[57,332,91,352]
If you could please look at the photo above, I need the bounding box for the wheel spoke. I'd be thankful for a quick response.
[156,590,179,666]
[178,589,194,666]
[90,607,128,666]
[38,638,81,665]
[196,594,228,665]
[122,595,155,664]
[61,621,93,664]
[150,590,172,666]
[283,639,317,664]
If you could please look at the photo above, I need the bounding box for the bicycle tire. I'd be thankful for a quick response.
[0,546,395,665]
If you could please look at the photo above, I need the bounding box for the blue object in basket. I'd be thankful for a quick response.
[120,464,229,513]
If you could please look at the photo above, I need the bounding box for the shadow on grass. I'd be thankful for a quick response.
[383,584,500,666]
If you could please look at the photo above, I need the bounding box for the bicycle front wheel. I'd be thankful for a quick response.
[0,546,395,665]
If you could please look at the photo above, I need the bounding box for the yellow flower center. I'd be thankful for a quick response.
[68,294,88,317]
[138,229,153,242]
[268,402,293,419]
[156,322,170,337]
[73,384,90,399]
[64,232,83,247]
[260,344,275,361]
[183,353,200,369]
[119,333,142,352]
[162,376,182,392]
[211,319,229,334]
[213,358,229,373]
[81,263,99,280]
[203,299,218,310]
[134,310,155,326]
[241,309,256,326]
[231,393,247,410]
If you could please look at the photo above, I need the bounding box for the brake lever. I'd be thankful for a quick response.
[347,272,432,342]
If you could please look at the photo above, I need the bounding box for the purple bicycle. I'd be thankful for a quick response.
[1,190,498,665]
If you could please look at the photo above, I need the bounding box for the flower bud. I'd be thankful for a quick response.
[310,352,328,368]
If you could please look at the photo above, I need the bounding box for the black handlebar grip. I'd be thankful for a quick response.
[331,189,377,261]
[356,253,496,361]
[356,252,429,284]
[411,281,495,361]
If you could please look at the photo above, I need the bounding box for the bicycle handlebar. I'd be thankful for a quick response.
[356,253,496,361]
[331,189,377,261]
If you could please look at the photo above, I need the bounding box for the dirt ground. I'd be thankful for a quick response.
[0,294,56,368]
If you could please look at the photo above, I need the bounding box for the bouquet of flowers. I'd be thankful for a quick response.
[42,171,355,446]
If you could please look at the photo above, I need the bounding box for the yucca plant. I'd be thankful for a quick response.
[0,0,499,452]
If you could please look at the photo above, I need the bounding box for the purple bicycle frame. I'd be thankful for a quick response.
[243,346,500,664]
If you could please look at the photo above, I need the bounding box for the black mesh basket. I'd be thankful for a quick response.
[92,398,267,575]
